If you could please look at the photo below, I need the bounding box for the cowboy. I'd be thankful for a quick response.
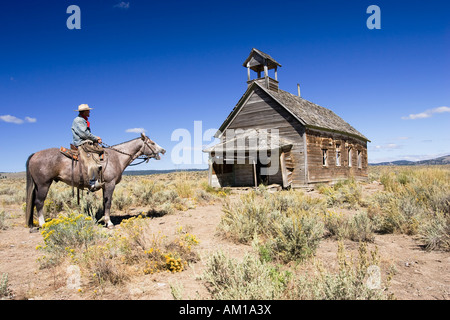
[71,104,105,191]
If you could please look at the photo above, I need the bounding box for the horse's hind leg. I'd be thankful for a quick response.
[35,182,52,227]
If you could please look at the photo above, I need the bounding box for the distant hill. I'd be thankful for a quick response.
[0,172,26,179]
[0,169,208,179]
[123,169,207,176]
[370,155,450,166]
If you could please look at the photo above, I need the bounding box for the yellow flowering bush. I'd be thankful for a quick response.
[143,250,188,274]
[108,217,199,275]
[37,212,104,267]
[36,212,201,286]
[142,226,199,274]
[112,215,150,263]
[164,253,185,273]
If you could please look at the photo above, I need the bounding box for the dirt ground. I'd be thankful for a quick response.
[0,187,449,300]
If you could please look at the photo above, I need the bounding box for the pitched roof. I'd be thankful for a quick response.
[217,82,370,142]
[269,87,369,141]
[243,48,282,69]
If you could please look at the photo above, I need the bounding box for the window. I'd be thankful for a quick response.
[357,150,362,169]
[322,149,328,166]
[348,148,352,167]
[336,144,341,166]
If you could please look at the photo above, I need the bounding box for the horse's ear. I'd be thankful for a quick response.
[141,132,146,140]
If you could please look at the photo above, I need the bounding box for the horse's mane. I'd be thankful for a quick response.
[111,137,141,147]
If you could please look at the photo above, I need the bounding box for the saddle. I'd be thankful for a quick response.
[60,144,79,161]
[60,144,105,161]
[60,143,107,204]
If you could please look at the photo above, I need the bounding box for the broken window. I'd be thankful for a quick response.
[348,148,352,167]
[357,150,362,169]
[336,144,341,166]
[322,149,328,166]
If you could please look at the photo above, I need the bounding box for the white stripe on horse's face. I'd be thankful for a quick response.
[154,142,166,155]
[144,137,165,159]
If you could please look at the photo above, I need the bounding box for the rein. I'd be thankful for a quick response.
[100,139,157,166]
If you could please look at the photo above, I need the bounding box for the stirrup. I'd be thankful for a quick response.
[89,181,105,192]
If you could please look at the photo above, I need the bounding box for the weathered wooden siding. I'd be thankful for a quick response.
[247,77,279,92]
[225,87,306,186]
[305,128,368,183]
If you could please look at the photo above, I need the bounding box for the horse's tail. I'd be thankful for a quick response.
[25,153,36,228]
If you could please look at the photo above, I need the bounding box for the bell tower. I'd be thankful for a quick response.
[243,48,281,92]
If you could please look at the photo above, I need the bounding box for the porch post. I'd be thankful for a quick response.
[208,156,213,186]
[252,159,258,188]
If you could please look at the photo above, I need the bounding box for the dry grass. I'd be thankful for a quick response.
[368,166,450,251]
[13,171,229,223]
[35,213,201,290]
[202,241,394,300]
[0,166,448,299]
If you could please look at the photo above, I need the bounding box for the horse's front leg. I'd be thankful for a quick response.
[102,182,116,229]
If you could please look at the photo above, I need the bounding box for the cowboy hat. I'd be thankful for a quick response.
[74,104,93,112]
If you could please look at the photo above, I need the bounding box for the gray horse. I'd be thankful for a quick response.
[25,133,165,231]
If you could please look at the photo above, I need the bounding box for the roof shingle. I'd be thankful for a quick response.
[268,87,369,141]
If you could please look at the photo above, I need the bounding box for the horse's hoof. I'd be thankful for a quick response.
[29,227,40,233]
[106,222,115,229]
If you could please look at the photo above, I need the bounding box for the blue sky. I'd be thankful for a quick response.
[0,0,448,172]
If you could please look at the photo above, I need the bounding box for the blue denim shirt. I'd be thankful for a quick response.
[71,116,99,146]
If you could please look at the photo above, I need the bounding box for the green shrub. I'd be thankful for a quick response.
[112,188,132,211]
[0,211,9,230]
[0,273,12,299]
[153,190,179,204]
[133,180,161,205]
[83,245,128,286]
[371,194,424,235]
[203,243,394,300]
[202,251,291,300]
[292,242,394,300]
[369,166,450,242]
[323,210,348,239]
[318,178,362,208]
[220,193,273,243]
[174,179,195,199]
[220,191,326,245]
[264,214,324,262]
[346,211,375,243]
[0,179,25,205]
[220,191,326,263]
[419,212,450,252]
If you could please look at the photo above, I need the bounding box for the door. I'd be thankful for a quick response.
[280,151,294,188]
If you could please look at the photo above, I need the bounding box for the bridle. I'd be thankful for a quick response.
[101,137,160,167]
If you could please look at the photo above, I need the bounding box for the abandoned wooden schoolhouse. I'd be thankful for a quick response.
[203,48,370,189]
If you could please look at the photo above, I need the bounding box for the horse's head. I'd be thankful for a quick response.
[140,132,166,160]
